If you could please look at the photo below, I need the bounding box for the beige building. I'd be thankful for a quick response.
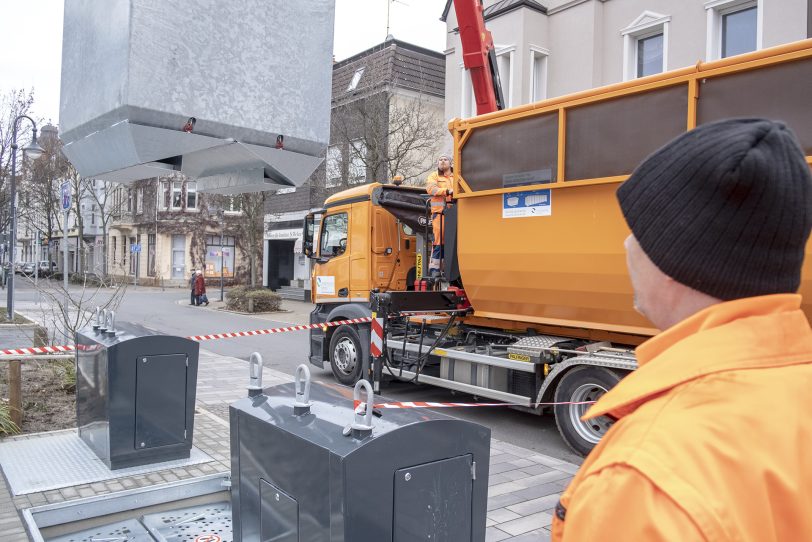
[442,0,811,119]
[107,177,249,288]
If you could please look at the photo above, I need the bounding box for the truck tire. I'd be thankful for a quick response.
[554,366,622,457]
[329,324,363,385]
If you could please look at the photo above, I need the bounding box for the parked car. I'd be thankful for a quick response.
[37,261,57,277]
[21,262,36,275]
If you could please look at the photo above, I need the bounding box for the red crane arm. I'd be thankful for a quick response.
[453,0,505,115]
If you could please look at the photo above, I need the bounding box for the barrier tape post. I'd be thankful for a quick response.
[370,312,385,393]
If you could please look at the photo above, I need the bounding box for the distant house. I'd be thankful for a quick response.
[442,0,810,117]
[263,37,446,298]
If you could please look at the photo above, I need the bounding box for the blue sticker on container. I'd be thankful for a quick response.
[503,189,551,218]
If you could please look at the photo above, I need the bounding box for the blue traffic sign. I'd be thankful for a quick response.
[131,243,141,253]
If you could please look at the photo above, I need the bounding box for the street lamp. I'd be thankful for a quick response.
[7,116,44,321]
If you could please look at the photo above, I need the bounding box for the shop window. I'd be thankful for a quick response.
[205,234,235,277]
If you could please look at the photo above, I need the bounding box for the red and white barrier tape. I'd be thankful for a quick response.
[187,316,372,342]
[0,316,374,357]
[354,400,595,412]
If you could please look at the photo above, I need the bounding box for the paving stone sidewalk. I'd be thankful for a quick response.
[0,348,578,541]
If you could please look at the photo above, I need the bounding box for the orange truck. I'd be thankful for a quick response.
[303,39,812,455]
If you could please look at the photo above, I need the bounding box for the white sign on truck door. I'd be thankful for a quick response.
[316,276,335,295]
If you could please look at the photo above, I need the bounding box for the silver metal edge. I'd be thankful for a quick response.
[395,369,534,406]
[21,472,230,531]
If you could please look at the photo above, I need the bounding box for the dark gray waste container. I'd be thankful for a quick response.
[76,313,199,470]
[230,365,491,541]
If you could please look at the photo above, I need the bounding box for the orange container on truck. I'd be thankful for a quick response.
[304,39,812,455]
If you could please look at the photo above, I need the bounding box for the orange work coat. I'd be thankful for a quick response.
[426,170,453,246]
[552,294,812,542]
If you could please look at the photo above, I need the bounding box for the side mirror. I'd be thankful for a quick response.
[339,238,347,251]
[303,214,316,259]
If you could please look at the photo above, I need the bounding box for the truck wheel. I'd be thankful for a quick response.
[329,325,363,385]
[554,366,622,457]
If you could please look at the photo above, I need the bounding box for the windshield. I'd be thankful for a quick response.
[319,212,348,258]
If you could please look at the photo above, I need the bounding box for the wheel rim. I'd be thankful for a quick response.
[569,382,613,444]
[333,337,358,376]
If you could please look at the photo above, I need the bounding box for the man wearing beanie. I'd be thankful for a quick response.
[552,119,812,541]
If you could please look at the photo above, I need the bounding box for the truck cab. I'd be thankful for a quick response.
[304,182,425,383]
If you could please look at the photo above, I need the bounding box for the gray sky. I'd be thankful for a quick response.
[0,0,448,126]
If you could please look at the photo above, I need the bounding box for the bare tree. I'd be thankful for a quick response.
[330,61,444,188]
[0,89,36,259]
[85,179,126,278]
[21,126,71,267]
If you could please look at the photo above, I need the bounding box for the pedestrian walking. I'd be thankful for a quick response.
[552,119,812,541]
[194,269,209,306]
[189,269,197,305]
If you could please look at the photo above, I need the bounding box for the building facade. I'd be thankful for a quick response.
[106,176,249,287]
[263,37,446,297]
[442,0,811,119]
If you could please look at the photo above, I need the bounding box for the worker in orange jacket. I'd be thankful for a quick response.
[553,119,812,541]
[425,153,454,276]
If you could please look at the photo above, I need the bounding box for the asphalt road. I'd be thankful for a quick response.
[11,281,583,464]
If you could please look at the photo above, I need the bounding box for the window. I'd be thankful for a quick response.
[622,11,670,81]
[326,145,342,187]
[121,235,127,268]
[91,205,96,225]
[637,33,664,77]
[530,47,549,102]
[127,189,133,212]
[186,181,197,210]
[112,236,117,264]
[204,234,236,277]
[722,6,757,57]
[319,212,348,258]
[129,236,137,275]
[171,181,183,210]
[496,47,514,108]
[706,1,760,60]
[147,233,156,277]
[349,139,367,184]
[347,67,365,91]
[159,180,171,210]
[136,188,143,214]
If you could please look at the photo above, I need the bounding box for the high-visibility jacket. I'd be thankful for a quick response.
[426,170,453,246]
[552,294,812,542]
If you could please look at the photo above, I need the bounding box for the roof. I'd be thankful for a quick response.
[331,38,445,100]
[441,0,547,22]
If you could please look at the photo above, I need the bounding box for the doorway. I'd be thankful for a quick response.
[266,240,296,290]
[171,235,186,280]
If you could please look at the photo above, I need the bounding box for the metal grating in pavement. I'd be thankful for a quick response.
[47,518,155,542]
[142,501,232,542]
[0,430,211,495]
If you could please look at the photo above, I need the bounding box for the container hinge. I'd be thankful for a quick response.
[471,460,476,480]
[186,356,189,367]
[221,476,232,489]
[184,429,187,439]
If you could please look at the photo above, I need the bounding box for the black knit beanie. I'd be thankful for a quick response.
[617,118,812,301]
